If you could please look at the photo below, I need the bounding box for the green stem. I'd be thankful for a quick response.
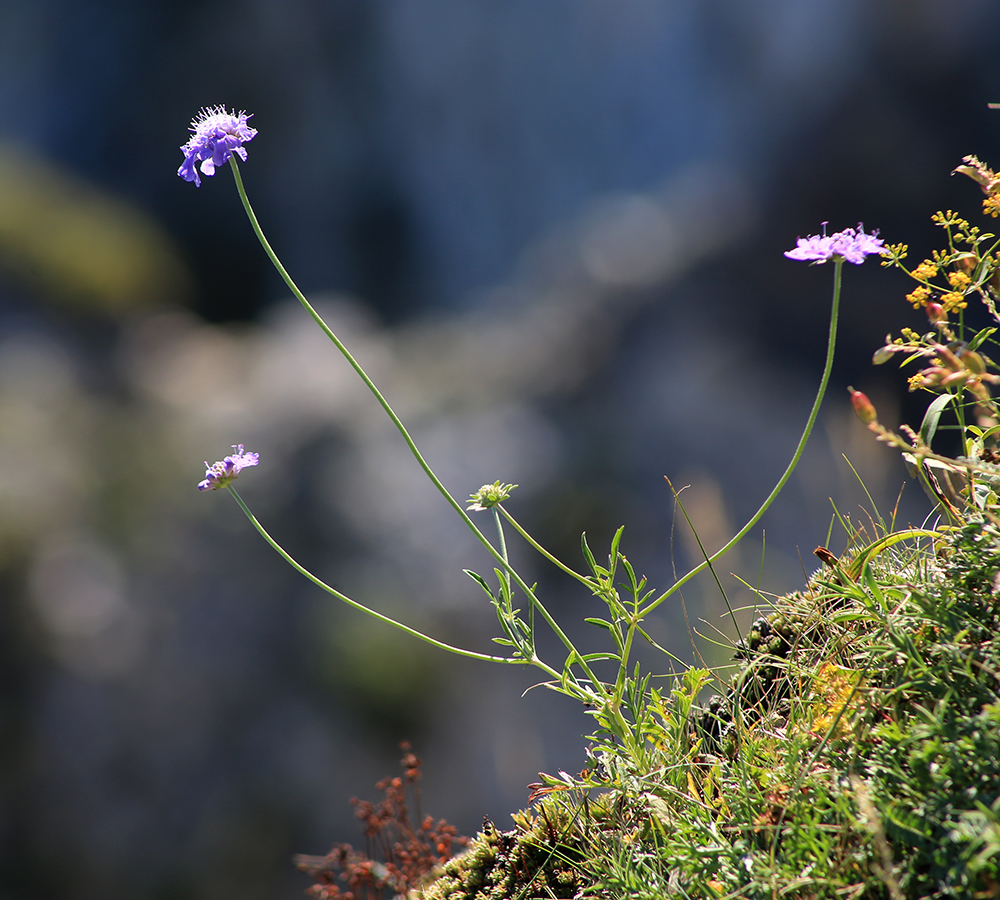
[490,508,515,629]
[227,159,473,537]
[497,506,593,588]
[640,259,845,619]
[492,507,510,575]
[664,477,743,647]
[227,486,518,665]
[226,159,605,695]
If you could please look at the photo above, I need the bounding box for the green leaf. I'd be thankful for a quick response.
[561,651,578,689]
[620,554,639,592]
[862,562,886,610]
[844,528,939,582]
[920,393,953,448]
[969,326,997,352]
[608,525,625,578]
[463,569,496,598]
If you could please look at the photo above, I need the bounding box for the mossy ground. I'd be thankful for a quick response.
[421,520,1000,899]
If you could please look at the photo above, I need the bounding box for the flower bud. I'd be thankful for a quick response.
[969,381,991,404]
[925,301,946,324]
[941,370,970,388]
[847,387,878,425]
[917,367,947,387]
[937,345,964,371]
[467,480,518,511]
[958,348,986,375]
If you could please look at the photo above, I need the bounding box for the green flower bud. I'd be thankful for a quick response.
[872,346,894,365]
[467,481,518,511]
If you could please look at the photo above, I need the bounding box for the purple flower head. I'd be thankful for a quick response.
[178,107,257,187]
[198,444,259,491]
[784,223,885,265]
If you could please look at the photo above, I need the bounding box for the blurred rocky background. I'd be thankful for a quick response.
[0,1,999,898]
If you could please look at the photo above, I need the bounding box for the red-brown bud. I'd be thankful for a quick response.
[926,301,946,324]
[847,387,878,425]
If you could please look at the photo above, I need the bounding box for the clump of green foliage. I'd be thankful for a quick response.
[412,149,1000,900]
[421,518,1000,899]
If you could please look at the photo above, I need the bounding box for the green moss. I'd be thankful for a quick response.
[422,800,610,900]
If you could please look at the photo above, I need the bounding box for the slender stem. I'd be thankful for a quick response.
[490,509,560,683]
[665,478,743,648]
[492,508,510,572]
[226,159,605,694]
[497,506,592,588]
[640,259,845,619]
[227,486,518,664]
[491,508,514,625]
[227,159,477,538]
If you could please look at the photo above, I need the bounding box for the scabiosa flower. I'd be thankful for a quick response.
[178,107,257,187]
[784,223,885,265]
[198,444,259,491]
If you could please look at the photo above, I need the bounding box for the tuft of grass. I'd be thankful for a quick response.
[419,519,1000,899]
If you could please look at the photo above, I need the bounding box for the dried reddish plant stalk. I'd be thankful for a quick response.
[296,743,467,900]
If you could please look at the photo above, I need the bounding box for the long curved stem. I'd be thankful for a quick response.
[228,486,518,664]
[226,159,605,696]
[640,259,845,619]
[227,159,474,537]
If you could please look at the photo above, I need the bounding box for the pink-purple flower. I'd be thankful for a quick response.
[178,107,257,187]
[198,444,259,491]
[784,223,885,265]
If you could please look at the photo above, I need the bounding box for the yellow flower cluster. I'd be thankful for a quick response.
[940,291,968,313]
[880,242,907,266]
[810,663,863,739]
[903,252,972,313]
[907,285,931,309]
[984,195,1000,218]
[931,209,968,228]
[948,270,972,290]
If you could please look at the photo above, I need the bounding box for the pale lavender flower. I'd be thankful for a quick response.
[198,444,259,491]
[178,107,257,187]
[784,223,885,265]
